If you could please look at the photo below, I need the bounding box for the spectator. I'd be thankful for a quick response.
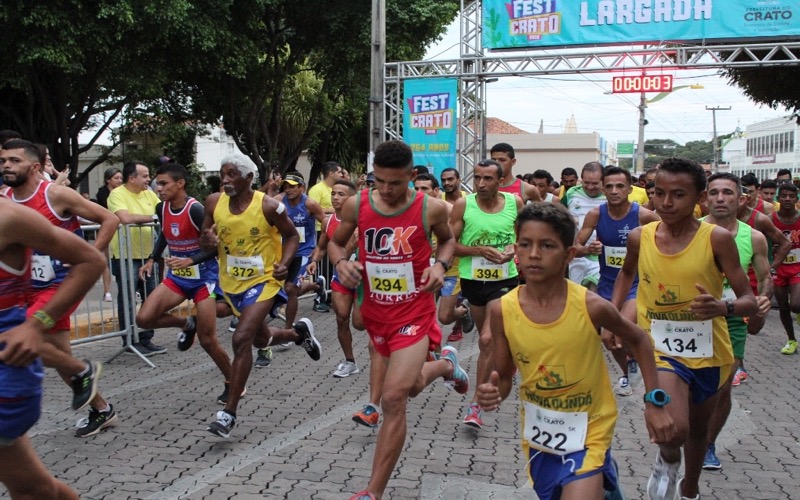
[96,167,123,209]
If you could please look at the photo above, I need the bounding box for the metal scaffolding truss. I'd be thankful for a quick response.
[383,0,800,183]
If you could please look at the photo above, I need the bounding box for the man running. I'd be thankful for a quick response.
[770,182,800,355]
[135,163,233,403]
[451,159,523,429]
[0,197,105,498]
[200,154,321,438]
[611,157,758,500]
[564,162,606,292]
[1,139,118,437]
[329,140,469,499]
[575,166,659,396]
[489,143,542,203]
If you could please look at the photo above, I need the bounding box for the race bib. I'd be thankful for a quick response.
[31,254,56,282]
[523,402,587,456]
[784,248,800,264]
[171,265,200,280]
[471,256,509,281]
[296,226,306,244]
[366,261,415,296]
[651,319,713,358]
[604,246,627,268]
[226,255,265,280]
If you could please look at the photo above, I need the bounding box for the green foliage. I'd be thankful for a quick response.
[725,56,800,121]
[641,138,713,168]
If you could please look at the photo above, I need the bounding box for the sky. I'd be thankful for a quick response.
[422,20,793,147]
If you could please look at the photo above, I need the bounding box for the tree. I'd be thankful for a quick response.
[640,138,713,168]
[725,59,800,122]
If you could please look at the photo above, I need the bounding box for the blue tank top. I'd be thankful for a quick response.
[597,202,640,291]
[286,194,316,257]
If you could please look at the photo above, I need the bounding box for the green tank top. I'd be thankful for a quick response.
[458,192,518,281]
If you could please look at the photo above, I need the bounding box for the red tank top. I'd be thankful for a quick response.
[498,178,523,197]
[8,181,82,288]
[161,198,201,258]
[325,213,341,240]
[745,208,758,228]
[0,252,30,333]
[754,197,766,214]
[772,211,800,270]
[357,189,435,321]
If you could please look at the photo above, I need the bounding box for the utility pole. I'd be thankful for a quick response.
[368,0,386,165]
[636,91,647,174]
[706,106,731,172]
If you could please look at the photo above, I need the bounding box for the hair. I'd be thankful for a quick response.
[333,179,356,194]
[602,166,631,184]
[531,169,554,184]
[414,173,439,189]
[778,181,798,196]
[657,157,707,193]
[581,161,604,177]
[777,168,792,178]
[516,202,575,249]
[155,162,188,182]
[220,153,258,183]
[739,173,759,188]
[490,142,515,159]
[644,167,659,177]
[560,167,578,178]
[761,179,777,191]
[707,172,743,195]
[0,130,22,145]
[550,180,560,190]
[476,159,504,179]
[122,161,148,183]
[104,167,121,182]
[1,139,44,165]
[373,141,413,169]
[440,167,460,179]
[321,161,341,178]
[645,181,655,190]
[412,165,429,175]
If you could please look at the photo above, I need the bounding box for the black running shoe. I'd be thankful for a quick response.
[70,360,102,411]
[75,404,118,438]
[207,410,236,438]
[294,318,321,361]
[177,315,197,351]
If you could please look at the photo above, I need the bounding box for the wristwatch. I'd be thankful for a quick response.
[435,259,450,272]
[725,299,735,316]
[643,389,670,407]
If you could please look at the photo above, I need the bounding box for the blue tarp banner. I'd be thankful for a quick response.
[402,78,458,180]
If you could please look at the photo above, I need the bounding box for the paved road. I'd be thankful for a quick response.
[4,304,798,499]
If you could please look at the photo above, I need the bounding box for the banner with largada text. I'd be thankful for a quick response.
[402,78,458,180]
[482,0,797,50]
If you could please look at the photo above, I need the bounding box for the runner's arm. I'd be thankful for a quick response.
[757,212,791,271]
[186,202,217,264]
[610,226,641,310]
[574,207,600,257]
[264,197,300,273]
[476,299,514,411]
[328,196,362,288]
[199,193,221,252]
[52,184,119,251]
[751,229,774,304]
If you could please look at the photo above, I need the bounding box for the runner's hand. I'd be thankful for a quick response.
[477,371,502,411]
[273,262,288,281]
[336,260,363,288]
[480,247,506,264]
[600,328,622,350]
[200,224,219,249]
[0,318,44,366]
[165,257,193,270]
[644,404,676,445]
[306,260,317,276]
[419,263,444,293]
[690,284,724,320]
[139,260,154,279]
[755,295,770,317]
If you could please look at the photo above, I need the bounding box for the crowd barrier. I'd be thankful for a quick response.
[70,223,332,368]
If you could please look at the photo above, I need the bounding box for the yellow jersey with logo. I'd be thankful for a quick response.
[214,191,282,295]
[502,282,617,473]
[637,221,733,368]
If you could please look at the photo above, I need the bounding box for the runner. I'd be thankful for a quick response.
[135,163,233,403]
[328,140,469,499]
[701,173,772,471]
[564,162,606,292]
[451,159,523,429]
[1,139,118,437]
[0,197,105,498]
[740,173,774,215]
[531,169,560,203]
[307,179,363,378]
[574,166,660,396]
[610,157,758,500]
[476,202,674,500]
[489,143,542,203]
[770,182,800,355]
[199,154,321,438]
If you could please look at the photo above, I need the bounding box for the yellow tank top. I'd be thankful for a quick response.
[637,222,733,368]
[502,282,617,473]
[214,191,282,294]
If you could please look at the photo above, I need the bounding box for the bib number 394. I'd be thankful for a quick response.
[650,319,713,358]
[523,402,587,456]
[471,257,508,281]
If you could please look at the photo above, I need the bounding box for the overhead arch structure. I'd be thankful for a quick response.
[383,0,800,185]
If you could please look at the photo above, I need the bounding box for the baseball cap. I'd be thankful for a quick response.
[283,172,305,186]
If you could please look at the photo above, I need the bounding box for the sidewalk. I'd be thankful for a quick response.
[11,308,799,499]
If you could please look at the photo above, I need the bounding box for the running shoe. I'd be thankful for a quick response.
[313,300,330,313]
[627,358,642,388]
[460,300,475,333]
[217,384,246,405]
[462,402,483,429]
[333,360,360,378]
[315,275,328,303]
[615,376,632,396]
[736,367,749,383]
[140,340,167,355]
[294,318,321,361]
[646,452,680,500]
[207,410,236,438]
[447,322,463,342]
[350,491,376,500]
[103,292,113,302]
[75,404,117,438]
[228,317,239,332]
[781,339,798,355]
[70,360,102,411]
[703,443,722,470]
[177,315,197,351]
[352,404,380,428]
[255,348,273,368]
[441,345,469,394]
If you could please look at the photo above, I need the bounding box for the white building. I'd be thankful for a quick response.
[727,116,799,180]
